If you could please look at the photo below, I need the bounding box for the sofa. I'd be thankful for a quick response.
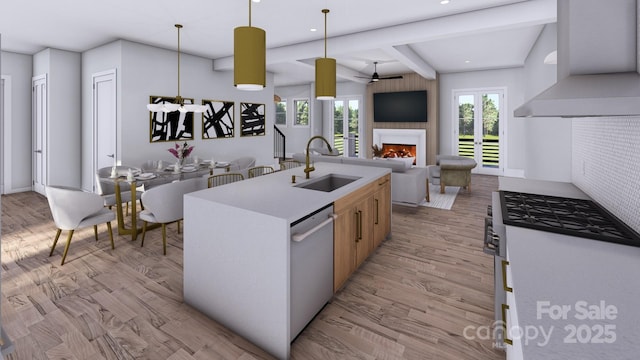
[292,153,428,206]
[427,155,477,193]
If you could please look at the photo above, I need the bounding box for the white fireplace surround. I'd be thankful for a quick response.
[373,129,427,167]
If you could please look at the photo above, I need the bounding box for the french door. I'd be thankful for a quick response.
[454,89,504,176]
[332,97,362,158]
[32,74,48,195]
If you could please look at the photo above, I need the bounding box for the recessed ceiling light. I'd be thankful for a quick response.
[310,28,317,32]
[440,0,450,4]
[464,60,471,63]
[252,0,261,3]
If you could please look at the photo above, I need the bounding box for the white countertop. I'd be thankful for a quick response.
[186,162,391,223]
[499,176,590,199]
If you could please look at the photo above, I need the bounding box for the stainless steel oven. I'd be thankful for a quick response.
[483,192,507,349]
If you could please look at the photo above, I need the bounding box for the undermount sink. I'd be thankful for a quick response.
[295,174,361,192]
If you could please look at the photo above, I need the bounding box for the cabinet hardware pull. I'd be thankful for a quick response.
[501,260,513,293]
[378,179,389,186]
[354,211,360,243]
[357,210,363,241]
[501,303,513,345]
[291,213,337,242]
[375,199,379,225]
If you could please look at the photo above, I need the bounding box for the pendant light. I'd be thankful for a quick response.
[315,9,336,100]
[234,0,266,90]
[147,24,206,113]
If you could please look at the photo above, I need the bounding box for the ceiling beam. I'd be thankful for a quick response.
[213,0,556,71]
[384,44,437,80]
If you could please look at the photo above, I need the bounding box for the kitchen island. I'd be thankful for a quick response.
[183,163,391,359]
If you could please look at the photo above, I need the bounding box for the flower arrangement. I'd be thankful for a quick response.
[168,142,194,165]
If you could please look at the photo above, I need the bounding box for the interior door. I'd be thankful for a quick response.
[1,77,4,194]
[32,74,48,195]
[332,98,361,158]
[93,69,117,191]
[454,90,503,176]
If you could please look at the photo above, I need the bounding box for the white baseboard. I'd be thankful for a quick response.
[503,168,525,178]
[4,186,34,194]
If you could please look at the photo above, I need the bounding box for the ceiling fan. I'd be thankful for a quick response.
[356,61,403,82]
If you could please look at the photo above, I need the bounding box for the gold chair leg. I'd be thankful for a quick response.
[61,230,74,265]
[126,202,129,216]
[107,222,115,250]
[162,224,167,255]
[50,229,62,256]
[440,182,445,194]
[141,221,148,247]
[94,225,98,241]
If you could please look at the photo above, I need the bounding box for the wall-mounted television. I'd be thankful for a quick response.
[373,90,427,122]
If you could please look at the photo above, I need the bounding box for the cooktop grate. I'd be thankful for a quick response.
[500,191,640,247]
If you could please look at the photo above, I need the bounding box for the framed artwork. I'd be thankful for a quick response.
[240,102,265,137]
[149,95,195,142]
[202,99,234,139]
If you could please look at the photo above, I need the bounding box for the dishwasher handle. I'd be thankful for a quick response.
[291,213,338,243]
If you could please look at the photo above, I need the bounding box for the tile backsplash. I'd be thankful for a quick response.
[572,117,640,234]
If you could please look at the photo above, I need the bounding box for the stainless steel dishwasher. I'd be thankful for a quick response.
[290,203,336,341]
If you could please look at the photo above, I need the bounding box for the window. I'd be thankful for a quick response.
[293,99,310,127]
[275,100,286,126]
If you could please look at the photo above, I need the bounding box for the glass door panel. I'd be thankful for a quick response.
[333,98,362,158]
[346,100,359,157]
[333,100,344,154]
[457,94,475,160]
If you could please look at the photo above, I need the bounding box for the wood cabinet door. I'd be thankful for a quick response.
[373,175,391,248]
[355,196,374,268]
[334,205,357,292]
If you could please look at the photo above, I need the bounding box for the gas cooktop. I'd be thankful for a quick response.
[500,191,640,247]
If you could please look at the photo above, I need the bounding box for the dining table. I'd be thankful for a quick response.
[103,161,229,241]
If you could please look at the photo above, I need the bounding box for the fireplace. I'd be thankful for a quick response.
[379,143,416,165]
[372,129,426,167]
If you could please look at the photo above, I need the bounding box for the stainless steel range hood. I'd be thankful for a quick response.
[514,0,640,117]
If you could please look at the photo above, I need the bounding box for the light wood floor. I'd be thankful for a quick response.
[1,175,503,360]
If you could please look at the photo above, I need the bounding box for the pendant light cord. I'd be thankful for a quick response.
[322,9,329,58]
[248,0,252,27]
[176,24,183,102]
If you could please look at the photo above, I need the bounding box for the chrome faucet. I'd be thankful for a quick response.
[304,135,334,179]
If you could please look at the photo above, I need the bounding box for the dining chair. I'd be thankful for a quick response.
[248,165,275,178]
[227,156,256,179]
[96,166,144,215]
[45,186,116,265]
[279,159,302,171]
[139,177,206,255]
[207,173,245,188]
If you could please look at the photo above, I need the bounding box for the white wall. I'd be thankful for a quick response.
[80,40,275,190]
[439,67,525,174]
[520,23,573,182]
[572,118,640,234]
[1,51,32,193]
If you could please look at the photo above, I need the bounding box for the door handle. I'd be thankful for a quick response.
[291,213,338,243]
[34,150,42,153]
[107,154,115,158]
